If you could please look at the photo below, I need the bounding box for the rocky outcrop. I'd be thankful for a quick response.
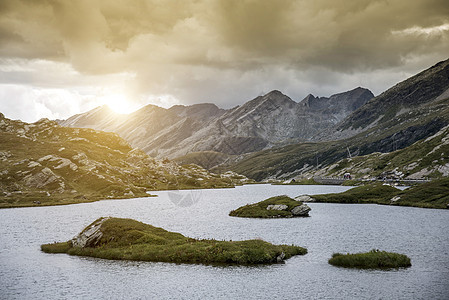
[265,203,311,217]
[71,217,110,248]
[291,204,311,216]
[294,195,315,202]
[267,204,289,211]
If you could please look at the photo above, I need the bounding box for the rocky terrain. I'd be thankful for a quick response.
[325,58,449,140]
[0,114,249,208]
[60,88,373,161]
[226,58,449,181]
[308,124,449,180]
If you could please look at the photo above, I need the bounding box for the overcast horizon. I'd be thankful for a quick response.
[1,0,448,122]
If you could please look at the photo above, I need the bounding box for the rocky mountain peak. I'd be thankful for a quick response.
[335,58,449,134]
[300,94,316,107]
[168,103,225,120]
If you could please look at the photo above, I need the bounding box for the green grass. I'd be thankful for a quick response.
[394,178,449,209]
[328,249,411,269]
[311,180,449,209]
[229,195,305,218]
[312,183,399,204]
[41,217,307,265]
[272,178,321,185]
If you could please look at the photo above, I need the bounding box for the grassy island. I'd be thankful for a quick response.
[312,183,398,204]
[328,249,412,269]
[41,217,307,265]
[229,195,311,218]
[311,180,449,209]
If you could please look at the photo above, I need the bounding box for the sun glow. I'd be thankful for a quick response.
[105,94,137,114]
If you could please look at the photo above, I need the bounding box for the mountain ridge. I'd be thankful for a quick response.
[225,58,449,180]
[59,87,374,160]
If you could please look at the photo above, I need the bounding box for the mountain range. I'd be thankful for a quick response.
[226,58,449,180]
[60,87,374,159]
[57,58,449,181]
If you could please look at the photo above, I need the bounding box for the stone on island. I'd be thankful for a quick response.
[229,195,311,218]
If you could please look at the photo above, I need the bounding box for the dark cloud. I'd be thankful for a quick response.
[0,0,448,119]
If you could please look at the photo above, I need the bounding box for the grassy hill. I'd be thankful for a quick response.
[0,114,243,208]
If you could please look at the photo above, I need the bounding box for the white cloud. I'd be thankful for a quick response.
[0,84,96,122]
[392,23,449,36]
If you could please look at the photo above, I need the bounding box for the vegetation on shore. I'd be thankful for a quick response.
[41,217,307,265]
[328,249,412,269]
[312,183,398,204]
[0,114,247,209]
[312,179,449,209]
[271,178,322,185]
[229,195,310,218]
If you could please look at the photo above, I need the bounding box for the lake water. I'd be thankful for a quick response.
[1,184,448,299]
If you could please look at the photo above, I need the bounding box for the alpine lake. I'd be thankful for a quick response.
[1,184,448,299]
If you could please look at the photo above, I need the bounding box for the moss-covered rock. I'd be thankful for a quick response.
[41,217,307,265]
[229,195,311,218]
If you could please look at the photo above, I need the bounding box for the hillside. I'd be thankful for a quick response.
[322,58,449,140]
[0,114,245,208]
[310,124,449,180]
[60,88,373,161]
[225,58,449,181]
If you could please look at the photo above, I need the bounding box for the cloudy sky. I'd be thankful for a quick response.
[0,0,448,122]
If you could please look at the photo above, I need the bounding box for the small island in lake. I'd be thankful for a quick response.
[229,195,311,218]
[328,249,412,269]
[308,179,449,209]
[41,217,307,265]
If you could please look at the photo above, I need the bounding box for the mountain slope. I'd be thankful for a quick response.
[311,124,449,180]
[324,58,449,140]
[225,59,449,180]
[60,88,373,161]
[0,113,243,208]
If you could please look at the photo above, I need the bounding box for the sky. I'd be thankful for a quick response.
[0,0,448,122]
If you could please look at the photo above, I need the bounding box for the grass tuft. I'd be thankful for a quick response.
[328,249,411,269]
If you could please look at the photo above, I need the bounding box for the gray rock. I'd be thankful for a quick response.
[294,195,315,202]
[291,204,311,217]
[390,196,401,202]
[276,252,286,263]
[267,204,289,211]
[71,217,110,248]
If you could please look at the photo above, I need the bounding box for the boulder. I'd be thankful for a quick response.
[71,217,110,248]
[294,195,315,202]
[267,204,289,211]
[390,196,401,202]
[291,204,311,217]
